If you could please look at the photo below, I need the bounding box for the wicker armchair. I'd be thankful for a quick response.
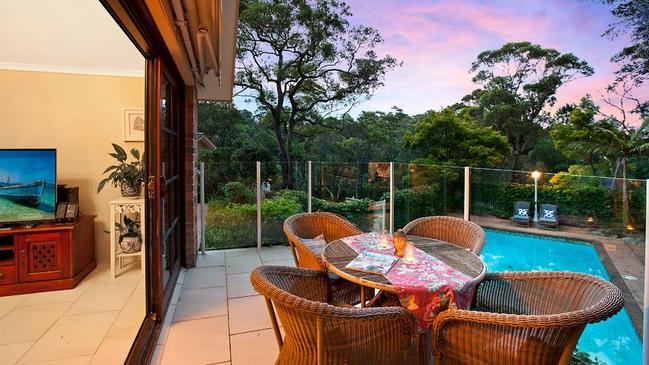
[430,271,625,365]
[402,216,486,255]
[250,266,419,365]
[284,212,364,305]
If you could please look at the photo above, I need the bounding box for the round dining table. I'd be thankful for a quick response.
[322,234,486,306]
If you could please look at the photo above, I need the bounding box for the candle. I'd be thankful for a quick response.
[378,230,389,249]
[404,241,416,264]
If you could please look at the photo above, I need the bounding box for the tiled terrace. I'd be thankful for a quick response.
[152,246,295,365]
[151,217,645,365]
[0,263,145,364]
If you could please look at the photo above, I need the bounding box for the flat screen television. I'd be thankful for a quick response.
[0,149,56,225]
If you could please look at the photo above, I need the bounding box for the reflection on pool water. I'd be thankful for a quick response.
[482,229,641,365]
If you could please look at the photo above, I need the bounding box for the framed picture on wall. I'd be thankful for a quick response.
[123,109,145,142]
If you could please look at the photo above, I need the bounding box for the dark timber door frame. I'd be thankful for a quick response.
[99,1,193,364]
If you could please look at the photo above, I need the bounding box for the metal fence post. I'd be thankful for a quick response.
[308,161,312,213]
[389,162,394,233]
[464,167,470,221]
[200,162,206,255]
[256,161,262,251]
[642,179,649,364]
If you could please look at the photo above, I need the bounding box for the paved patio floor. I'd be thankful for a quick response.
[151,218,646,364]
[152,246,294,365]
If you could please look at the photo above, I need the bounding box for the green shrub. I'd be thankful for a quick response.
[392,185,444,229]
[223,182,255,204]
[312,198,374,231]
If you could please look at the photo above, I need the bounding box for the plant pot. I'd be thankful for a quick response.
[120,182,141,197]
[119,236,142,253]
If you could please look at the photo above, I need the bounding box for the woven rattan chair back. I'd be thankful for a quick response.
[430,271,624,365]
[283,212,362,270]
[250,266,416,365]
[402,216,486,254]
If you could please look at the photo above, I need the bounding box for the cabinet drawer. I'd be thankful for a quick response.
[0,266,16,285]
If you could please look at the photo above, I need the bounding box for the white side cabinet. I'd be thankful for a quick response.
[109,197,145,278]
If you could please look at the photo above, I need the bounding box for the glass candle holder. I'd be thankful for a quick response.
[378,230,390,249]
[403,241,416,264]
[393,229,407,257]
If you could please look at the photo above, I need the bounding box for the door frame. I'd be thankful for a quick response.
[99,1,194,364]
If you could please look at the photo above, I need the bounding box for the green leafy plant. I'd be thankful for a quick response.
[223,182,255,204]
[97,144,145,193]
[117,216,141,243]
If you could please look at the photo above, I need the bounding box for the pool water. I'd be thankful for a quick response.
[481,229,642,365]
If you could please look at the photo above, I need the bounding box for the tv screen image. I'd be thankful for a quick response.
[0,149,56,224]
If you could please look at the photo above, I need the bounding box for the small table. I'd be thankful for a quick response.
[322,235,485,305]
[109,197,146,278]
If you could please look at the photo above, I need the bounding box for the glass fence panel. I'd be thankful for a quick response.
[312,162,389,232]
[392,163,465,230]
[260,161,308,246]
[470,168,645,364]
[199,160,257,250]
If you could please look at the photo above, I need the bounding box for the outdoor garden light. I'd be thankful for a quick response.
[531,170,541,223]
[626,224,635,233]
[586,215,595,224]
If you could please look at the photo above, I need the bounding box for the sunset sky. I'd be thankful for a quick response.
[236,0,648,119]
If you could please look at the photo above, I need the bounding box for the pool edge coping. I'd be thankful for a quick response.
[481,225,644,340]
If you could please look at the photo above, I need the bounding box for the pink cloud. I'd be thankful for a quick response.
[341,0,646,121]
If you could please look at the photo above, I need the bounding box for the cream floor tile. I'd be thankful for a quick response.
[228,295,272,334]
[23,355,94,365]
[89,325,139,365]
[224,247,260,258]
[64,283,134,316]
[258,246,293,263]
[260,259,295,267]
[183,266,226,290]
[173,287,227,322]
[95,265,143,285]
[0,294,31,319]
[109,296,145,333]
[230,329,280,365]
[0,342,33,365]
[226,273,257,299]
[20,286,88,308]
[160,316,230,365]
[196,251,225,267]
[226,255,262,275]
[0,302,71,345]
[18,311,119,364]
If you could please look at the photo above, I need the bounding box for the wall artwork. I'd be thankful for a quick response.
[123,109,145,142]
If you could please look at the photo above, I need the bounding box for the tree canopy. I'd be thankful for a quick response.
[235,0,398,187]
[462,42,594,169]
[404,108,510,168]
[597,0,649,85]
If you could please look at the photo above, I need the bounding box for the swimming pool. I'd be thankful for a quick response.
[481,229,642,365]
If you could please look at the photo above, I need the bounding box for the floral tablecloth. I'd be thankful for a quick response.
[341,232,477,332]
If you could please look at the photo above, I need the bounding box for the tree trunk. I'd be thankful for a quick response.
[508,153,520,182]
[270,112,295,190]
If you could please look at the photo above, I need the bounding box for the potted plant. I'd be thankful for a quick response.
[117,215,142,253]
[98,143,144,197]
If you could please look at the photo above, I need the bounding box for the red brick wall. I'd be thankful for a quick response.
[183,85,197,267]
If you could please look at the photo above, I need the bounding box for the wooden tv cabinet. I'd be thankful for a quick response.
[0,215,96,296]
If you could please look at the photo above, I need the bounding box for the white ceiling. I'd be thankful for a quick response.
[0,0,144,77]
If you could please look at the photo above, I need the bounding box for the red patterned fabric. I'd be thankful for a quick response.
[341,232,477,332]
